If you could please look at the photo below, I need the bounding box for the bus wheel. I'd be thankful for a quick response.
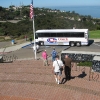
[70,42,75,47]
[76,42,81,47]
[40,42,44,46]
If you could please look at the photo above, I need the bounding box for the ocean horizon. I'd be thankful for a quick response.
[46,5,100,18]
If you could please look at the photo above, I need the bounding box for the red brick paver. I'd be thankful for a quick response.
[0,95,37,100]
[0,59,100,100]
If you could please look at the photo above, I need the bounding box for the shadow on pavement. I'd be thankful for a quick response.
[77,71,87,78]
[61,76,75,84]
[88,39,94,46]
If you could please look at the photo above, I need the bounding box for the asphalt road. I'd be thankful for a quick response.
[67,42,100,52]
[1,40,100,60]
[4,45,70,60]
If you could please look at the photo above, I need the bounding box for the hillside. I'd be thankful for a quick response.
[0,5,100,39]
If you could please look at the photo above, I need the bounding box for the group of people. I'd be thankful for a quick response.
[42,48,57,66]
[42,48,73,84]
[52,55,73,84]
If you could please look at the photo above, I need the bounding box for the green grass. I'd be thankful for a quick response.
[89,30,100,38]
[77,61,92,67]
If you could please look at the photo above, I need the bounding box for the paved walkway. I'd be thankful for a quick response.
[0,39,100,100]
[0,59,100,100]
[0,41,32,54]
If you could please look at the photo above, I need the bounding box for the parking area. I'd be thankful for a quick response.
[3,45,70,60]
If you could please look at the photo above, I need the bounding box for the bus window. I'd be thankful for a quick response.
[56,33,63,37]
[70,32,76,37]
[38,33,44,37]
[78,32,84,37]
[70,32,84,37]
[44,33,51,37]
[63,32,70,37]
[37,33,41,37]
[51,33,56,37]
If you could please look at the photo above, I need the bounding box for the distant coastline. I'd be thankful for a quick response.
[46,5,100,18]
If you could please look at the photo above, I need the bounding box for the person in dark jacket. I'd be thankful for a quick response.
[63,55,73,81]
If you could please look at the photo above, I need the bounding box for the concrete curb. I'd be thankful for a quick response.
[0,51,12,54]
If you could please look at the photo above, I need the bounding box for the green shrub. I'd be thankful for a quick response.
[77,61,92,67]
[0,37,5,41]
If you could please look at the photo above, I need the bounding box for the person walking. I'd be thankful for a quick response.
[11,39,15,45]
[25,35,27,41]
[42,50,48,66]
[36,43,39,52]
[51,48,57,62]
[32,45,36,54]
[29,37,32,44]
[63,55,73,81]
[32,43,39,53]
[52,55,64,84]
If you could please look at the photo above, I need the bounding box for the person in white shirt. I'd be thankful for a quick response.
[32,43,39,52]
[52,55,64,84]
[33,45,36,52]
[36,44,39,51]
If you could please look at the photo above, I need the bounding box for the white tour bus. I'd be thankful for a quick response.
[35,29,89,46]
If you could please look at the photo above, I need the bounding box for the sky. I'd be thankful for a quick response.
[0,0,100,8]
